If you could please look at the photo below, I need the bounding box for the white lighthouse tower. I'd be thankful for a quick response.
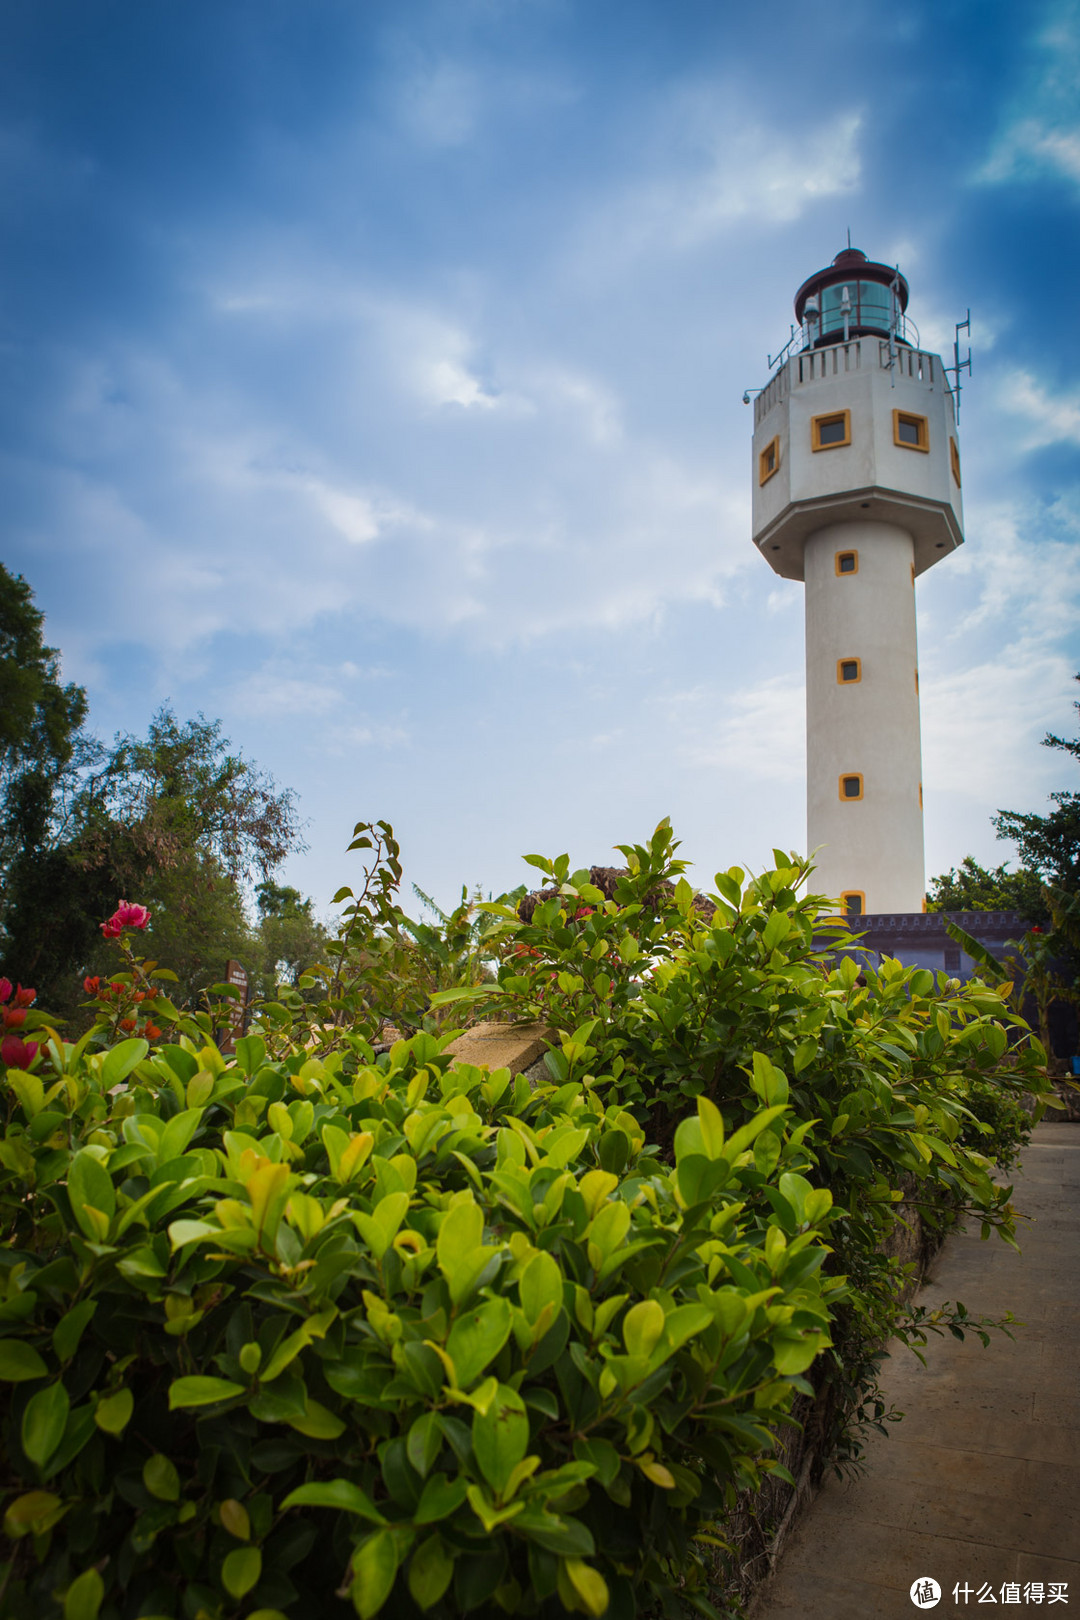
[751,248,964,915]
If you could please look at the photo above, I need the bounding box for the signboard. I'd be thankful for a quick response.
[219,959,250,1053]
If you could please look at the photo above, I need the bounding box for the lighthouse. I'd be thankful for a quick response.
[751,248,964,915]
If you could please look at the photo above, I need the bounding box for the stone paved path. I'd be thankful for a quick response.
[749,1121,1080,1618]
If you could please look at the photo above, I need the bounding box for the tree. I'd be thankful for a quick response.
[992,674,1080,894]
[925,856,1044,919]
[0,564,103,999]
[0,574,306,1020]
[250,880,329,998]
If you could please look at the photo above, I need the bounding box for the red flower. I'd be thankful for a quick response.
[101,900,150,938]
[2,1008,26,1030]
[1031,925,1043,934]
[119,1018,137,1032]
[2,1036,38,1069]
[84,976,101,995]
[0,979,10,1005]
[143,1023,161,1040]
[13,986,35,1008]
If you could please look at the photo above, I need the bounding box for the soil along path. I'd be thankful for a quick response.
[749,1121,1080,1618]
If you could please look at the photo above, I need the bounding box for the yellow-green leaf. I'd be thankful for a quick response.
[220,1498,250,1540]
[94,1388,134,1435]
[222,1545,262,1600]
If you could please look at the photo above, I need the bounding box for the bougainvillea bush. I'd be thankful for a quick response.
[0,826,1050,1620]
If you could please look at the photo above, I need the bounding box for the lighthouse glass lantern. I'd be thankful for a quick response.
[750,248,964,915]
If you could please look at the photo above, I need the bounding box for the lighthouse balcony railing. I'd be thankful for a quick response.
[755,341,941,425]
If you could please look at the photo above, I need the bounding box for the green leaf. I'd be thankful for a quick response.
[0,1339,48,1381]
[63,1568,104,1620]
[101,1038,149,1088]
[22,1380,70,1466]
[942,918,1009,981]
[408,1535,453,1610]
[752,1052,789,1107]
[351,1529,399,1619]
[697,1096,725,1158]
[52,1301,97,1364]
[564,1559,610,1618]
[407,1413,442,1480]
[622,1300,664,1358]
[143,1453,180,1501]
[222,1546,262,1600]
[446,1297,512,1389]
[472,1385,529,1494]
[67,1152,116,1240]
[94,1388,134,1435]
[281,1479,385,1522]
[414,1472,468,1524]
[519,1251,562,1327]
[285,1399,346,1439]
[235,1034,267,1076]
[168,1375,245,1408]
[158,1107,205,1163]
[3,1490,64,1539]
[436,1199,484,1272]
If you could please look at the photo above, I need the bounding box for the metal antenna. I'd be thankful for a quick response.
[846,226,852,250]
[944,312,972,420]
[885,266,901,385]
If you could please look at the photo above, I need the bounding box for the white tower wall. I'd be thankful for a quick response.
[748,248,964,917]
[804,520,925,912]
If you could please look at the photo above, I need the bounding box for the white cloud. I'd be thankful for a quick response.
[994,369,1080,451]
[595,107,862,259]
[654,674,806,785]
[975,2,1080,193]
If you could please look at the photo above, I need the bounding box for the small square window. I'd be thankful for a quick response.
[840,773,864,801]
[838,658,861,683]
[812,410,851,451]
[835,550,858,575]
[841,891,865,917]
[893,409,929,451]
[950,437,962,486]
[759,436,780,485]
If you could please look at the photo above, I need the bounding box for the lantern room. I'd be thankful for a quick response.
[794,248,911,349]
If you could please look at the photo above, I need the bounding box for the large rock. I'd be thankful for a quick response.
[444,1021,551,1075]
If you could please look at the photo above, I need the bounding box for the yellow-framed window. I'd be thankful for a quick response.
[839,773,864,801]
[893,409,929,451]
[835,549,859,576]
[840,890,865,917]
[837,657,861,684]
[812,409,851,451]
[759,435,780,485]
[950,437,962,486]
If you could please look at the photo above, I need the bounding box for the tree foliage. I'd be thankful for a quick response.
[0,568,306,1022]
[992,673,1080,895]
[925,857,1044,919]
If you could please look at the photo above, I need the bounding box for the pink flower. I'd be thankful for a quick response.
[2,1036,38,1070]
[2,1008,26,1030]
[0,979,10,1005]
[13,986,35,1008]
[101,900,151,938]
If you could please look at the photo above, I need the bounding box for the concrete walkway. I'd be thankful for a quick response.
[750,1121,1080,1618]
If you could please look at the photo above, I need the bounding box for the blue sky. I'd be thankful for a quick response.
[3,0,1079,915]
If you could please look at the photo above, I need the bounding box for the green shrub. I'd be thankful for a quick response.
[0,821,1051,1620]
[0,1018,840,1620]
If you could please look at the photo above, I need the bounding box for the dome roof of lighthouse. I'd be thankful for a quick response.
[794,248,910,324]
